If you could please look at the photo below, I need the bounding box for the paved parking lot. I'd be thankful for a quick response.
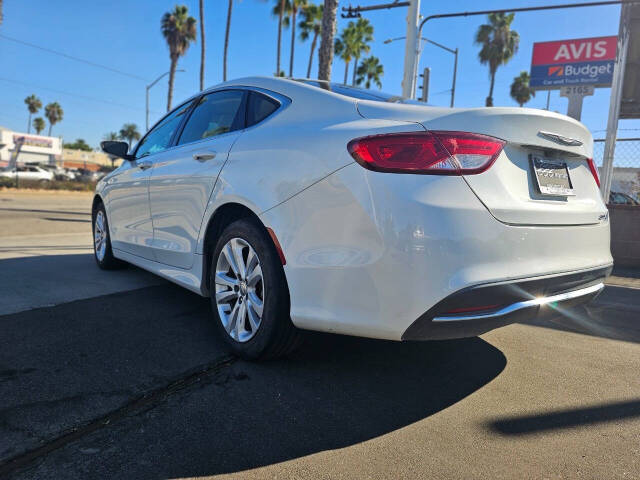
[1,190,639,479]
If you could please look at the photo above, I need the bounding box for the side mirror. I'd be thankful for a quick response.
[100,141,134,161]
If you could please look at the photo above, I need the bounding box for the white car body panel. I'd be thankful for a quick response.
[149,130,242,268]
[105,159,155,260]
[96,76,613,341]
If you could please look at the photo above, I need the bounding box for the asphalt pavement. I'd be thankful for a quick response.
[0,190,639,479]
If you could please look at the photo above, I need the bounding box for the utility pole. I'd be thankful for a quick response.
[402,0,421,98]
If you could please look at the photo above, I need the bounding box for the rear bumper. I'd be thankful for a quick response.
[402,265,611,340]
[262,163,613,341]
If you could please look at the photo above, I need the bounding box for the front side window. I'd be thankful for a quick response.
[246,92,279,127]
[177,90,245,145]
[135,101,193,158]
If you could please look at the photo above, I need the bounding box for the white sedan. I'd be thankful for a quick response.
[96,77,612,359]
[0,165,54,181]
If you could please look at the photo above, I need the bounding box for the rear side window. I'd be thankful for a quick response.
[246,92,279,127]
[177,90,245,145]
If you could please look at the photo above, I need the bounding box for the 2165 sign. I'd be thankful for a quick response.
[530,36,617,89]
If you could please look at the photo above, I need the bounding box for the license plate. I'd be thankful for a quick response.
[530,155,574,196]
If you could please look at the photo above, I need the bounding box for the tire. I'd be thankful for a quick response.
[92,202,126,270]
[210,218,302,360]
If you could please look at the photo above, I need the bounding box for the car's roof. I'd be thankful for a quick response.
[191,76,422,106]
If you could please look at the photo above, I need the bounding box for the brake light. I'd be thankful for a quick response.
[587,158,601,187]
[347,131,505,175]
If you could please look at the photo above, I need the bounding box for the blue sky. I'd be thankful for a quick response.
[0,0,636,147]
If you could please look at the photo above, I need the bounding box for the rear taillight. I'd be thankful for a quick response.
[347,131,505,175]
[587,158,601,187]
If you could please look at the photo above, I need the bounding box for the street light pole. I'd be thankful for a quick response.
[145,69,185,131]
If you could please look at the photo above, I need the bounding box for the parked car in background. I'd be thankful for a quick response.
[75,169,104,182]
[609,191,639,205]
[94,76,612,360]
[38,164,77,181]
[0,165,54,181]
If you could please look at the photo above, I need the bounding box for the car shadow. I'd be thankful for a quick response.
[1,276,506,478]
[144,333,508,478]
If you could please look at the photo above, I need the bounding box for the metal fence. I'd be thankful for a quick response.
[593,138,640,203]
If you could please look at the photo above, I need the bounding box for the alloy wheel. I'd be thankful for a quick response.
[214,237,265,342]
[94,211,107,262]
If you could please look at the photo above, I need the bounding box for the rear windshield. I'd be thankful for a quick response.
[294,79,424,105]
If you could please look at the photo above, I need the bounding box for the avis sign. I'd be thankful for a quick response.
[530,36,617,89]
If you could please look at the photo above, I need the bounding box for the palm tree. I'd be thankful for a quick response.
[356,56,384,89]
[275,0,286,76]
[199,0,205,91]
[119,123,141,149]
[350,18,373,86]
[510,71,535,107]
[161,5,197,111]
[104,131,120,141]
[318,0,338,81]
[335,23,358,85]
[475,13,520,107]
[24,94,42,133]
[33,117,46,135]
[223,0,235,81]
[273,0,307,77]
[299,3,323,78]
[44,102,63,136]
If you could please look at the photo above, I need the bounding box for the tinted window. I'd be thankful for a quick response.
[247,92,279,127]
[135,101,193,158]
[178,90,244,145]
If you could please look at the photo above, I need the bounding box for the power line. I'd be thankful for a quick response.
[0,77,161,114]
[0,33,150,82]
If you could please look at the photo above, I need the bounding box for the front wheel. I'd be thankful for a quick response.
[210,219,301,360]
[92,203,126,270]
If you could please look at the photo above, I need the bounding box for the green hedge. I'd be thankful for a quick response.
[0,177,96,191]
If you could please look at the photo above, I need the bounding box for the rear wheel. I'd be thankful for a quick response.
[210,219,301,359]
[92,203,126,270]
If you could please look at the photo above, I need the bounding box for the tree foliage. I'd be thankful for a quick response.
[161,5,197,110]
[44,102,63,136]
[475,13,519,107]
[510,71,535,107]
[356,56,384,89]
[65,139,92,151]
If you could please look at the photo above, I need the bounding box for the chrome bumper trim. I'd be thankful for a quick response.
[432,282,604,322]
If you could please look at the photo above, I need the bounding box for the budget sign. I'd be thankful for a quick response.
[530,36,617,89]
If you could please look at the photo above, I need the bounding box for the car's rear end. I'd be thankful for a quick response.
[347,102,611,340]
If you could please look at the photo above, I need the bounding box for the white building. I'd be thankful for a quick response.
[0,126,62,167]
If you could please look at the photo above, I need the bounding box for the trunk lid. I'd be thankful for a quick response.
[357,101,607,226]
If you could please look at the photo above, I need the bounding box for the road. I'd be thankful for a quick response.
[0,190,639,479]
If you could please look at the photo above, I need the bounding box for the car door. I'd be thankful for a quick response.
[106,100,194,260]
[149,89,246,269]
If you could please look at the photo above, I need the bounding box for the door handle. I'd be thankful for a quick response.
[193,151,216,161]
[137,161,152,170]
